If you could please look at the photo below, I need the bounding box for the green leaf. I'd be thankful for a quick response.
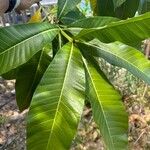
[83,58,128,150]
[57,0,81,19]
[96,0,115,16]
[90,0,139,19]
[75,12,150,47]
[1,68,17,80]
[27,43,85,150]
[52,32,69,57]
[15,50,51,112]
[0,23,58,75]
[52,33,62,57]
[1,44,52,80]
[68,16,119,37]
[78,40,150,85]
[69,16,119,28]
[60,7,85,25]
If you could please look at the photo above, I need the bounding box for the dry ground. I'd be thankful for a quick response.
[0,75,150,150]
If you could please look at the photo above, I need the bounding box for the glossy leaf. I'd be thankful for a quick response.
[27,43,85,150]
[0,23,58,75]
[83,58,128,149]
[69,16,119,28]
[78,40,150,85]
[68,16,119,37]
[1,45,52,80]
[15,50,51,112]
[75,12,150,47]
[57,0,81,19]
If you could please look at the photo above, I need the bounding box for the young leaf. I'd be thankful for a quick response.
[75,12,150,47]
[78,40,150,85]
[27,43,85,150]
[0,23,58,75]
[15,50,51,112]
[57,0,81,19]
[83,58,128,150]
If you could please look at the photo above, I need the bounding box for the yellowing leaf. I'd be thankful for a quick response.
[29,8,42,23]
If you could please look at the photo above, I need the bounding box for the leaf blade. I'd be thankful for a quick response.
[57,0,81,19]
[90,0,139,19]
[83,58,128,150]
[15,50,51,111]
[0,23,58,75]
[78,40,150,85]
[75,12,150,47]
[60,7,85,25]
[69,16,119,28]
[27,43,85,150]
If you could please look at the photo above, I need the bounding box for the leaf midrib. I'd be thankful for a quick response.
[58,0,68,18]
[84,42,150,84]
[0,28,58,56]
[83,59,115,149]
[74,13,150,38]
[46,43,74,149]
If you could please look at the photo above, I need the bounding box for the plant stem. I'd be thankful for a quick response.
[60,28,73,42]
